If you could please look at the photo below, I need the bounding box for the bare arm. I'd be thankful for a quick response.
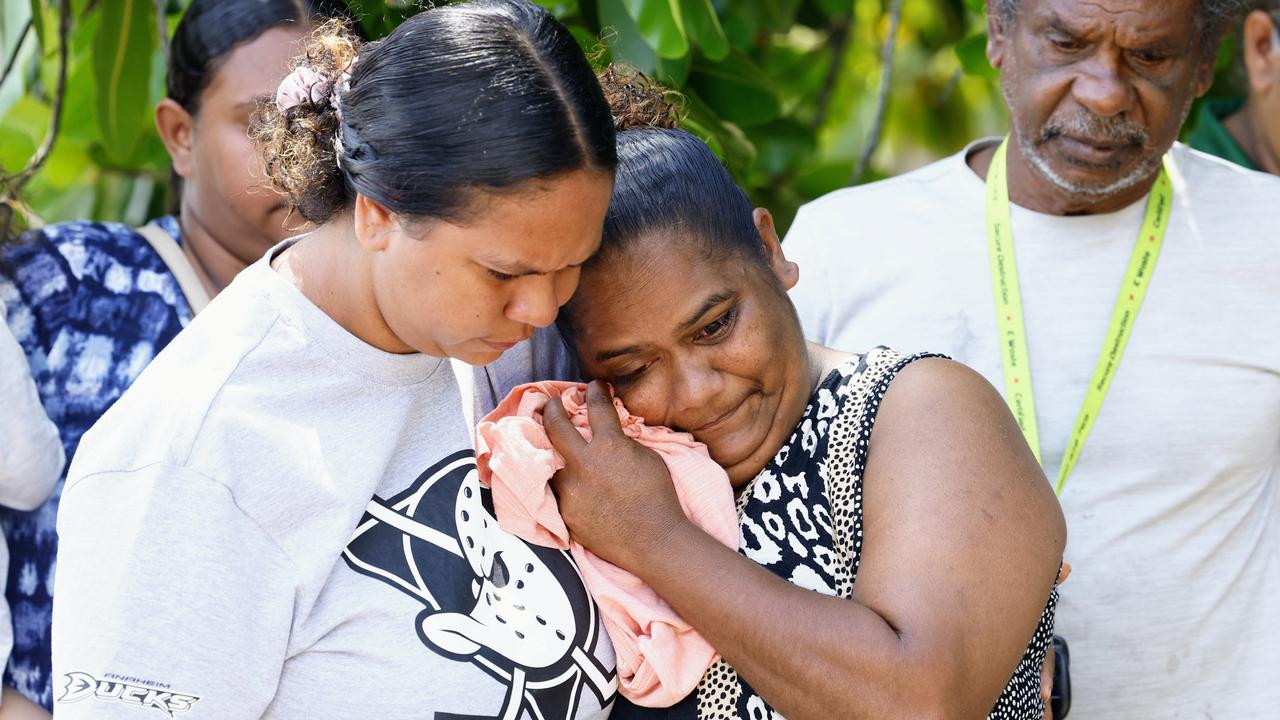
[546,361,1065,720]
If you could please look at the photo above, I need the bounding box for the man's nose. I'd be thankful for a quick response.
[1071,51,1135,119]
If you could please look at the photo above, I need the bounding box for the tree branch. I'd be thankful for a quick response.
[1,0,71,240]
[852,0,904,185]
[0,20,33,90]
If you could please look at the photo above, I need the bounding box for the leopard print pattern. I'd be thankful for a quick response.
[694,347,1057,720]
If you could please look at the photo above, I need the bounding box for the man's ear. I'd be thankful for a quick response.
[155,99,195,178]
[353,194,397,252]
[986,1,1009,71]
[754,208,799,291]
[1242,10,1280,98]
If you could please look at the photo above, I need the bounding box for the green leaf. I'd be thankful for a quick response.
[60,44,101,143]
[92,0,155,164]
[655,49,691,86]
[0,125,37,174]
[530,0,579,17]
[681,89,756,174]
[748,117,817,177]
[963,0,986,14]
[28,0,45,54]
[792,158,856,199]
[680,115,724,158]
[598,0,658,73]
[0,95,50,154]
[720,12,754,49]
[955,33,996,79]
[687,49,781,127]
[40,135,92,188]
[621,0,688,59]
[678,0,728,60]
[341,0,417,38]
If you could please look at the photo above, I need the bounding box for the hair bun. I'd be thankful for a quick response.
[250,18,363,225]
[598,65,681,131]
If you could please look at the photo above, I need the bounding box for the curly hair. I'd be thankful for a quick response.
[597,65,683,131]
[557,65,767,345]
[250,0,617,227]
[249,18,358,225]
[593,65,762,263]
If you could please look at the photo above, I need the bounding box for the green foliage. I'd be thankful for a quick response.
[2,0,170,233]
[94,0,155,165]
[1,0,1016,235]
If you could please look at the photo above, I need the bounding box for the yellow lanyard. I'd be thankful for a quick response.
[985,138,1173,495]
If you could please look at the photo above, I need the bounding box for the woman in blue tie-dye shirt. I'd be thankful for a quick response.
[0,1,345,709]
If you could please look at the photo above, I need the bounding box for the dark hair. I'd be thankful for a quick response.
[252,0,618,225]
[168,0,347,117]
[555,68,766,349]
[595,67,762,266]
[166,0,347,208]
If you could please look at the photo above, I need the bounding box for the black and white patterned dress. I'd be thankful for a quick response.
[614,347,1058,720]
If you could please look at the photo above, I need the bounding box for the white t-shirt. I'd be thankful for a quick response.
[785,141,1280,719]
[52,246,616,719]
[0,298,64,678]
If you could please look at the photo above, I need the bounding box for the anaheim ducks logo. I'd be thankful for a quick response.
[343,450,616,720]
[58,672,200,716]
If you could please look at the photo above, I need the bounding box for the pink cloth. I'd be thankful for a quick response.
[474,381,738,707]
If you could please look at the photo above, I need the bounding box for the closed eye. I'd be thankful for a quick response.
[487,268,517,282]
[610,361,652,388]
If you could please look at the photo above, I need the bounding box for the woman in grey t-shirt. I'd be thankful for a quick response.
[51,3,622,717]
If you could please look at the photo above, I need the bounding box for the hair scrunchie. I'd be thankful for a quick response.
[274,65,333,113]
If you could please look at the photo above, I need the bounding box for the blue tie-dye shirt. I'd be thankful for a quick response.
[0,215,193,708]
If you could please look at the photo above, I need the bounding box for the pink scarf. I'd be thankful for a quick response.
[475,381,738,707]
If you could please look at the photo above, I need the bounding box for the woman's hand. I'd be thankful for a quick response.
[543,381,689,568]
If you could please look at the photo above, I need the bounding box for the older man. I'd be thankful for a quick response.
[783,0,1280,716]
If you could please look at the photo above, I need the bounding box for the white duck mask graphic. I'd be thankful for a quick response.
[344,450,616,720]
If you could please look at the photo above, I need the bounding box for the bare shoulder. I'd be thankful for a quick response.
[864,356,1066,548]
[874,356,1030,458]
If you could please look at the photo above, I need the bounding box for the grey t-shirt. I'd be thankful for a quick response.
[52,249,616,719]
[784,141,1280,719]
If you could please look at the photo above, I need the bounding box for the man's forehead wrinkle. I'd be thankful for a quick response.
[1042,1,1193,46]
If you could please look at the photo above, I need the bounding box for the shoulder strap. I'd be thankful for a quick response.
[822,347,910,596]
[136,222,211,316]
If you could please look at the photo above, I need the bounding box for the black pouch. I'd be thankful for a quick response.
[1051,634,1071,719]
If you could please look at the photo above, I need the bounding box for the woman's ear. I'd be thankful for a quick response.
[754,208,799,291]
[1242,10,1280,98]
[155,99,195,178]
[353,195,396,252]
